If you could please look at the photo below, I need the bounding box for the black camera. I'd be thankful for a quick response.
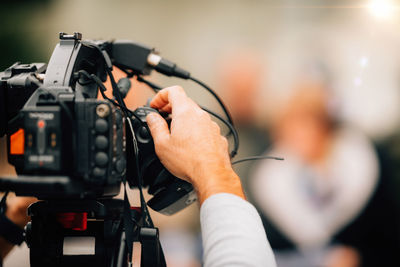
[7,79,125,199]
[1,32,195,214]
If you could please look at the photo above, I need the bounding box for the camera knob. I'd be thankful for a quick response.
[96,104,110,118]
[95,152,109,166]
[95,135,108,150]
[139,126,150,138]
[95,119,108,133]
[136,126,151,143]
[93,167,106,177]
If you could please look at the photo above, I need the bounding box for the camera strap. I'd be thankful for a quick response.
[122,186,135,263]
[140,227,166,267]
[121,171,167,267]
[122,184,166,267]
[103,58,166,266]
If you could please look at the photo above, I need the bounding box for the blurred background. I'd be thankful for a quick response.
[1,0,400,266]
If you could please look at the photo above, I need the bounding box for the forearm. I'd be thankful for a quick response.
[200,193,276,267]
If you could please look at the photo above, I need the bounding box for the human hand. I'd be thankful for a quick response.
[146,86,245,205]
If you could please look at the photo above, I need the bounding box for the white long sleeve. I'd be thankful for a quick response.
[200,193,276,267]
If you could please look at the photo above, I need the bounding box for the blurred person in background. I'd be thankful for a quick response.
[216,48,270,191]
[249,76,400,267]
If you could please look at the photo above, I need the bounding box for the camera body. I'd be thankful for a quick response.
[3,32,125,199]
[1,33,195,214]
[5,69,125,199]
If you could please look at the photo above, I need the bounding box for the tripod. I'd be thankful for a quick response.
[0,177,167,267]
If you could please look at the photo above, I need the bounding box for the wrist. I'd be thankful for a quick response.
[0,198,29,247]
[191,166,246,205]
[5,200,32,229]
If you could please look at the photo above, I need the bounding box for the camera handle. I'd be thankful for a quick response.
[0,176,83,198]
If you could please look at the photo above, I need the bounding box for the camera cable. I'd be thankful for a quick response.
[134,76,283,165]
[104,65,167,266]
[136,75,239,158]
[231,156,284,165]
[146,54,235,128]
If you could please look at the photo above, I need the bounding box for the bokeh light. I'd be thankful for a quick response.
[367,0,396,19]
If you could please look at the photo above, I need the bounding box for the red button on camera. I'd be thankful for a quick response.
[37,120,46,129]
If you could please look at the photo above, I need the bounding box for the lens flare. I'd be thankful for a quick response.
[367,0,396,19]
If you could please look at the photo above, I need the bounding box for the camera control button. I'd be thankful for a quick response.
[139,126,150,139]
[95,136,108,150]
[93,167,106,177]
[95,152,109,166]
[131,118,141,129]
[95,119,108,133]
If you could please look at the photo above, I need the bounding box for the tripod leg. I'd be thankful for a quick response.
[115,232,128,267]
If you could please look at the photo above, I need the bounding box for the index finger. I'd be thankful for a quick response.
[150,86,189,112]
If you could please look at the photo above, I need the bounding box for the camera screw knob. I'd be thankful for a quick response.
[96,104,110,118]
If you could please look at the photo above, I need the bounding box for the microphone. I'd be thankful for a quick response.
[110,40,190,79]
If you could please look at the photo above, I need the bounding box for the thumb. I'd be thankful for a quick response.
[146,112,170,145]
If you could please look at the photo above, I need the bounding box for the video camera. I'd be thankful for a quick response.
[0,32,196,213]
[0,32,238,267]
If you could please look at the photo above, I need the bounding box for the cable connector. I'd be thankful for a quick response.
[109,40,190,79]
[147,54,190,79]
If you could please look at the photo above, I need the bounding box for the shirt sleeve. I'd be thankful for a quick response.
[200,193,277,267]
